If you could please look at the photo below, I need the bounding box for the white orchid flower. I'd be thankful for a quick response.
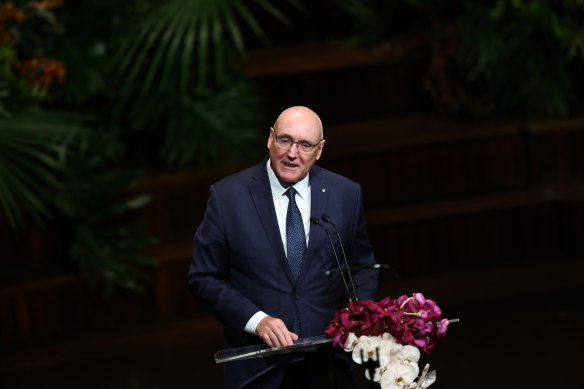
[379,362,419,389]
[354,334,398,382]
[409,363,436,388]
[379,333,401,358]
[343,332,359,351]
[391,344,420,365]
[352,335,383,363]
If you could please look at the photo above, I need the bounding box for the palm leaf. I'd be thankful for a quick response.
[110,0,300,97]
[0,112,83,228]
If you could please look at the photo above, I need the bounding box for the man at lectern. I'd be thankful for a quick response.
[187,106,378,388]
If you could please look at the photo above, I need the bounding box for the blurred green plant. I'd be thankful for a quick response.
[324,0,584,117]
[113,73,265,169]
[326,0,400,48]
[0,0,303,297]
[110,0,301,94]
[156,79,264,167]
[0,0,74,228]
[55,129,158,298]
[406,0,584,117]
[107,0,301,168]
[0,0,156,296]
[0,110,79,228]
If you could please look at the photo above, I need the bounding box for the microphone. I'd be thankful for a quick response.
[310,216,354,302]
[321,214,358,301]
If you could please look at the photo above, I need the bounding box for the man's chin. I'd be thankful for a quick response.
[276,172,301,187]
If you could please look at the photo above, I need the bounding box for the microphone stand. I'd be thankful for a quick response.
[321,214,358,302]
[310,216,354,302]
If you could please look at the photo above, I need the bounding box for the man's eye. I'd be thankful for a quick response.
[301,142,312,149]
[280,137,292,144]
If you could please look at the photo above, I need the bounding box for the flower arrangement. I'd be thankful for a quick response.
[325,293,454,389]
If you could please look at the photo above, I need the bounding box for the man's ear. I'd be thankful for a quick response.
[267,127,274,149]
[315,140,325,160]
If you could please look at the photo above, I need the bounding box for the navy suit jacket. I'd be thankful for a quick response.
[187,160,378,388]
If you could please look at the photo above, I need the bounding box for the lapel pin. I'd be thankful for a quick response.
[322,188,326,192]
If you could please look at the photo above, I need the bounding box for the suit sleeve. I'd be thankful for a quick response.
[186,185,261,343]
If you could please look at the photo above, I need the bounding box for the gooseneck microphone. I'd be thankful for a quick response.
[310,216,354,302]
[321,213,358,302]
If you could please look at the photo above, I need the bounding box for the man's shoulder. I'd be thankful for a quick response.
[311,164,360,189]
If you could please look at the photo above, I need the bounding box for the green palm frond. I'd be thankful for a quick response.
[0,111,83,228]
[328,0,399,47]
[158,77,263,168]
[110,0,302,96]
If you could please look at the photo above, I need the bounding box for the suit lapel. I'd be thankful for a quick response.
[299,166,330,283]
[248,162,293,281]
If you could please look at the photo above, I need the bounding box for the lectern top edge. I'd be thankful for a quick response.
[214,335,334,364]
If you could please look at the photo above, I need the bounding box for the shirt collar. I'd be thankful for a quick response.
[266,159,310,199]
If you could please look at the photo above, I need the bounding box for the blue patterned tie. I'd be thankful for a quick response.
[285,187,306,281]
[286,187,305,337]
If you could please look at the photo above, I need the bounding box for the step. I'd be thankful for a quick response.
[526,117,584,185]
[378,256,584,308]
[0,254,198,347]
[238,35,433,123]
[321,115,529,208]
[0,314,225,388]
[238,33,430,78]
[2,257,581,389]
[366,185,584,277]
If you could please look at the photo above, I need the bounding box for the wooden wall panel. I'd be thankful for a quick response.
[528,120,584,185]
[323,134,528,208]
[557,197,584,253]
[367,198,560,277]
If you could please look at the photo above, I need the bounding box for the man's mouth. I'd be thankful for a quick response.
[283,162,298,168]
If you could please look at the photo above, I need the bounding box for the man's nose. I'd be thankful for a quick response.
[286,142,300,157]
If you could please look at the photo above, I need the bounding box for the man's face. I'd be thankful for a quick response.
[267,111,325,186]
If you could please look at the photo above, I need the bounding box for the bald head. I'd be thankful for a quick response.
[273,106,323,140]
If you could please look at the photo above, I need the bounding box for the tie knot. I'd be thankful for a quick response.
[285,187,297,200]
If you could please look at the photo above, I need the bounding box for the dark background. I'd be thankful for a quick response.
[1,1,583,388]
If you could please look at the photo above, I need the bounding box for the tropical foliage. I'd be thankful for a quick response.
[407,0,584,117]
[0,110,79,227]
[324,0,584,117]
[106,0,301,168]
[325,0,401,48]
[0,0,77,228]
[0,0,298,297]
